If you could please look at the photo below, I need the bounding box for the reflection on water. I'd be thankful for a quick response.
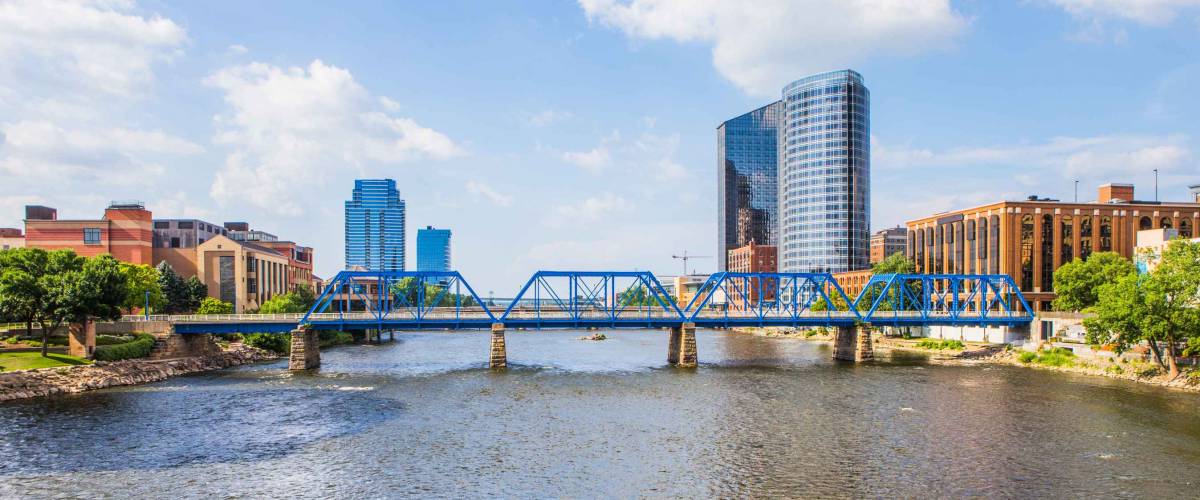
[1,330,1198,498]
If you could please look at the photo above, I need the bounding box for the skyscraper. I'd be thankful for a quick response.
[717,101,782,270]
[779,70,870,273]
[416,226,452,272]
[344,179,406,271]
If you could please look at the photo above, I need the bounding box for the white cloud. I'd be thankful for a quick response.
[634,132,688,180]
[1047,0,1200,26]
[579,0,967,96]
[561,146,612,172]
[874,134,1192,180]
[0,0,187,98]
[205,60,462,216]
[547,193,633,226]
[465,180,514,207]
[227,44,248,55]
[526,109,573,127]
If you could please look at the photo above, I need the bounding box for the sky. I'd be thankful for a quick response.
[1,0,1198,294]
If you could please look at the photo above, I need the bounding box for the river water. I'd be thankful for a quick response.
[1,329,1198,498]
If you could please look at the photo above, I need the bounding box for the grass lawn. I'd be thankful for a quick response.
[0,352,91,372]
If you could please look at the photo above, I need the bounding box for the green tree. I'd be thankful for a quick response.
[184,276,207,312]
[156,261,191,313]
[120,262,164,314]
[390,278,475,307]
[295,283,317,309]
[856,253,920,312]
[1052,252,1136,312]
[1085,241,1200,379]
[0,248,49,339]
[197,297,234,314]
[40,253,126,357]
[258,292,308,314]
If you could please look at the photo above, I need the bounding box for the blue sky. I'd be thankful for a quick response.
[1,0,1198,293]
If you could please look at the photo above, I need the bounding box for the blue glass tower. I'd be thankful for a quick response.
[717,101,782,271]
[344,179,406,271]
[416,226,452,272]
[779,70,870,273]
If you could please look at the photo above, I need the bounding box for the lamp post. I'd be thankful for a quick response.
[144,290,150,319]
[1154,169,1159,201]
[1074,179,1079,202]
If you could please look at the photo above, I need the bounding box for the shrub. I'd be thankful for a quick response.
[244,333,290,354]
[96,335,134,346]
[1105,364,1124,375]
[93,334,156,361]
[917,339,965,350]
[1018,351,1037,363]
[1034,347,1076,367]
[197,297,234,315]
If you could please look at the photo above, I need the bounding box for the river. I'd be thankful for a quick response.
[1,329,1198,498]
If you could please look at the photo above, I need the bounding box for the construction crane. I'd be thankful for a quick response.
[671,250,710,276]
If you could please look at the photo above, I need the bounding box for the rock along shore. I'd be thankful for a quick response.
[0,347,279,402]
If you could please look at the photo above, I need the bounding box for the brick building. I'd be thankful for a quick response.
[23,201,154,265]
[0,228,24,250]
[726,242,777,308]
[906,183,1200,311]
[870,226,907,264]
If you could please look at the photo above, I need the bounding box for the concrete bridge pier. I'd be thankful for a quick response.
[489,323,506,369]
[289,326,320,371]
[833,324,874,362]
[668,322,697,368]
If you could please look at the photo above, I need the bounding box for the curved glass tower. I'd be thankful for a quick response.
[345,179,406,271]
[717,101,782,270]
[779,70,870,273]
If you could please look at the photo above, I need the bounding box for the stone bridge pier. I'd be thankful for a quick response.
[668,322,697,368]
[489,323,507,369]
[833,324,874,362]
[289,326,320,371]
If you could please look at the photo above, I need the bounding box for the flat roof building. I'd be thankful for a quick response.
[24,201,153,265]
[345,179,406,271]
[870,226,908,264]
[906,183,1200,311]
[718,101,782,271]
[416,226,452,273]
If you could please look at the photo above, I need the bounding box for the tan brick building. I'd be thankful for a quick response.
[869,226,907,264]
[906,183,1200,311]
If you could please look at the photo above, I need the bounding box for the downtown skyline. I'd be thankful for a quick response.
[2,1,1199,293]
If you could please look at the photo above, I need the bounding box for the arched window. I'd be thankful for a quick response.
[1020,214,1034,291]
[1041,214,1054,291]
[915,228,925,271]
[1061,215,1074,263]
[1140,216,1153,230]
[1160,217,1172,229]
[1100,216,1112,252]
[1180,218,1193,239]
[966,219,976,274]
[1080,216,1093,260]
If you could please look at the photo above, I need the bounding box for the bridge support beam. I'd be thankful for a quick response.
[669,323,697,368]
[833,324,874,362]
[289,326,320,371]
[489,323,506,369]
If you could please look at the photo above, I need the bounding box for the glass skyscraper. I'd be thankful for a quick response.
[779,70,870,273]
[416,226,452,272]
[344,179,406,271]
[717,101,782,271]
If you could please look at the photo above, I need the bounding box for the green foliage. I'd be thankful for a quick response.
[1018,351,1037,363]
[1086,240,1200,378]
[258,292,309,314]
[119,262,164,313]
[916,338,965,350]
[1034,347,1076,367]
[872,252,917,275]
[391,278,477,307]
[197,297,234,315]
[318,330,354,348]
[96,334,135,346]
[1052,252,1136,312]
[616,285,672,307]
[294,284,317,309]
[93,334,156,362]
[244,333,290,354]
[156,262,208,314]
[184,277,207,311]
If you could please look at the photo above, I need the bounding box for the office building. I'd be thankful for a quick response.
[416,226,452,272]
[717,101,782,270]
[196,235,294,313]
[23,201,153,265]
[345,179,406,271]
[779,70,870,273]
[870,226,908,264]
[906,182,1200,311]
[224,221,278,242]
[726,242,777,308]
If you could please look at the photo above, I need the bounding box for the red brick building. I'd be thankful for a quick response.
[726,242,776,308]
[24,202,153,265]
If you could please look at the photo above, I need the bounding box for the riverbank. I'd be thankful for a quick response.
[0,345,279,402]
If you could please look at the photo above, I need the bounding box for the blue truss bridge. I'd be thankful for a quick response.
[138,270,1034,334]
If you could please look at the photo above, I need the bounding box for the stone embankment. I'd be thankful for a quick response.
[0,346,278,402]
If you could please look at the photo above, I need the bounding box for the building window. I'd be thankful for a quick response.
[934,226,944,274]
[954,222,964,274]
[1041,214,1053,292]
[247,278,257,294]
[178,221,194,229]
[915,228,925,272]
[989,215,1000,274]
[1020,215,1034,292]
[1160,217,1172,229]
[1139,217,1152,230]
[83,228,101,245]
[1181,218,1193,239]
[967,220,976,274]
[169,237,180,248]
[1100,216,1112,252]
[154,221,170,229]
[219,256,236,305]
[1080,217,1093,260]
[1061,216,1074,264]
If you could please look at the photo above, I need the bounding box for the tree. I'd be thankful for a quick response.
[390,278,475,307]
[258,292,308,314]
[157,261,191,314]
[1086,241,1200,379]
[39,253,126,357]
[120,262,164,314]
[197,297,234,314]
[184,276,207,312]
[0,248,49,340]
[856,253,920,312]
[1052,252,1136,312]
[295,283,317,309]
